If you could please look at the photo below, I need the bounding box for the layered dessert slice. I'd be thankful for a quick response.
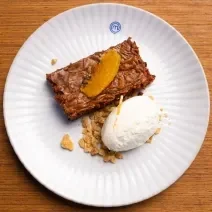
[46,38,155,120]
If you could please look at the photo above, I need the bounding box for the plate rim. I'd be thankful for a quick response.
[3,2,210,207]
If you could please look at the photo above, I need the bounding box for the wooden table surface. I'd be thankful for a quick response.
[0,0,211,211]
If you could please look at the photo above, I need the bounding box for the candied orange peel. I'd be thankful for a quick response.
[81,49,121,97]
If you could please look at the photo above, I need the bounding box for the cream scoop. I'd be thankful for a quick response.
[101,96,160,152]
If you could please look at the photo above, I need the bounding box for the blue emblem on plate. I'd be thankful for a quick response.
[110,21,121,34]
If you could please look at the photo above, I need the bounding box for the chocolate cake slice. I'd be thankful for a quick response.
[46,38,155,120]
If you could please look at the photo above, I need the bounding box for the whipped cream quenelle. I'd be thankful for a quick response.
[101,96,160,152]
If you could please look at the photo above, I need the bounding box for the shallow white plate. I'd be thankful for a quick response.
[4,3,210,207]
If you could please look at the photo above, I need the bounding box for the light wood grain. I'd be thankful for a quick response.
[0,0,211,211]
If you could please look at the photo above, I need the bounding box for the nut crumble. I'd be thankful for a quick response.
[79,104,123,163]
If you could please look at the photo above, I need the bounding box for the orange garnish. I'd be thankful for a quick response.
[81,49,121,97]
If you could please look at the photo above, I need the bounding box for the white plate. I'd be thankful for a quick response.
[3,3,210,207]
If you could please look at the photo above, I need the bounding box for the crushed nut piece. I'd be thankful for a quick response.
[148,95,154,100]
[110,156,116,163]
[146,135,153,143]
[81,116,90,128]
[93,131,101,139]
[84,143,92,153]
[91,148,98,156]
[103,155,110,162]
[61,134,74,151]
[92,124,101,132]
[155,128,161,135]
[78,138,85,148]
[145,128,161,144]
[51,58,57,65]
[99,149,106,156]
[82,128,87,134]
[160,108,163,111]
[98,117,105,125]
[83,134,92,143]
[115,152,123,159]
[89,114,95,120]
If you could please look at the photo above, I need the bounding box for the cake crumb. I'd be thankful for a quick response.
[51,58,57,65]
[61,134,74,151]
